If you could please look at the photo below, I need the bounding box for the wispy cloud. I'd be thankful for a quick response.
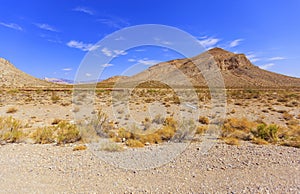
[101,47,127,57]
[0,22,23,31]
[66,40,99,52]
[97,15,129,29]
[67,40,99,51]
[137,59,161,66]
[229,39,243,48]
[128,59,136,62]
[268,57,286,61]
[62,68,72,71]
[259,63,275,70]
[85,73,92,77]
[198,37,220,48]
[101,63,113,67]
[246,54,261,63]
[73,6,94,15]
[35,23,58,32]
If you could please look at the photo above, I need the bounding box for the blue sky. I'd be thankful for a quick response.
[0,0,299,81]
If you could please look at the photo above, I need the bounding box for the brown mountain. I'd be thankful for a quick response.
[112,48,300,89]
[0,58,58,88]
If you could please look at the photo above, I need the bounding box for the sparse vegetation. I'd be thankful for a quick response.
[199,116,209,125]
[32,126,55,144]
[73,144,87,151]
[56,121,81,144]
[6,107,18,114]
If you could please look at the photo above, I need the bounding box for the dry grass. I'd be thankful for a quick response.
[196,126,208,135]
[252,138,269,145]
[125,139,144,147]
[6,107,18,114]
[222,137,240,145]
[0,117,24,143]
[31,127,55,144]
[56,121,81,144]
[73,144,87,151]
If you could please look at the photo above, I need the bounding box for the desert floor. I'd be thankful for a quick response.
[0,88,299,193]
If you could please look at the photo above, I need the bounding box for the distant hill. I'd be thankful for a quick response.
[0,58,59,88]
[107,48,300,89]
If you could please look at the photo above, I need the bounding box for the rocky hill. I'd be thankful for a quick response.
[0,58,58,88]
[112,48,300,88]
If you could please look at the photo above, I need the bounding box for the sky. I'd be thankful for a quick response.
[0,0,299,81]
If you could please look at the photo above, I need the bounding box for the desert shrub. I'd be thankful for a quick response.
[223,137,240,145]
[164,117,177,129]
[73,144,87,151]
[57,121,81,144]
[51,92,60,103]
[255,124,278,141]
[198,116,209,125]
[90,109,109,137]
[139,133,162,144]
[6,107,18,114]
[125,139,144,147]
[0,117,24,143]
[32,127,55,144]
[196,126,208,135]
[157,126,176,141]
[252,138,269,145]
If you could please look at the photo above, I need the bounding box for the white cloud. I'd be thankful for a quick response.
[268,57,286,61]
[0,22,23,31]
[101,63,113,67]
[62,68,72,71]
[97,16,129,29]
[259,63,275,70]
[246,54,261,63]
[101,47,127,57]
[198,37,220,48]
[101,47,113,56]
[67,40,99,52]
[137,59,160,66]
[73,7,94,15]
[35,23,58,32]
[229,39,243,48]
[128,59,136,62]
[85,73,92,77]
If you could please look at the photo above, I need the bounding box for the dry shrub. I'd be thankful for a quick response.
[126,139,144,147]
[252,138,269,145]
[32,127,55,144]
[199,116,209,125]
[139,133,162,144]
[57,121,81,144]
[157,126,176,141]
[223,137,240,145]
[0,117,24,143]
[73,144,87,151]
[196,126,208,135]
[6,107,18,114]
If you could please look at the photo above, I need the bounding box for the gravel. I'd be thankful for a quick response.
[0,142,299,193]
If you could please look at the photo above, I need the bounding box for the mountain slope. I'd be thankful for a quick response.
[113,48,300,88]
[0,58,58,88]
